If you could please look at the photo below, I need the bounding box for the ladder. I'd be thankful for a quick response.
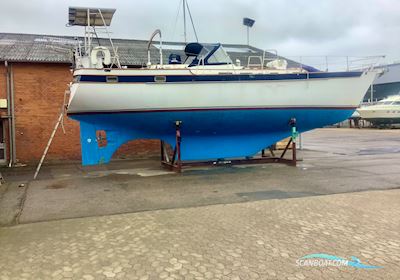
[33,89,70,180]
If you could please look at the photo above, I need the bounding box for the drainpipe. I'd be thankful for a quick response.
[4,61,14,166]
[10,63,16,165]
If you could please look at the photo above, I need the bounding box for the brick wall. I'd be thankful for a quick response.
[0,64,7,99]
[6,62,159,165]
[12,63,81,163]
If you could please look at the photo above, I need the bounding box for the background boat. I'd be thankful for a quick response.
[357,95,400,126]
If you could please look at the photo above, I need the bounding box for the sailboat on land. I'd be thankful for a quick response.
[66,6,380,166]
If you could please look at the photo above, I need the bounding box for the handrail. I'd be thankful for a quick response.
[262,49,278,62]
[247,49,279,69]
[147,29,163,67]
[291,55,385,72]
[262,49,279,69]
[247,56,263,68]
[245,54,385,72]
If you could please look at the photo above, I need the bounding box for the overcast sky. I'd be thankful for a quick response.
[0,0,399,63]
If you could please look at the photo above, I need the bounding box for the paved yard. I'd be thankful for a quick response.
[1,189,399,280]
[1,128,400,225]
[1,128,400,279]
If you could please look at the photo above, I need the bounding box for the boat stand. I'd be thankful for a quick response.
[161,119,298,173]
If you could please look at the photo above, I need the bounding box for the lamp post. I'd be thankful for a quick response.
[243,17,255,46]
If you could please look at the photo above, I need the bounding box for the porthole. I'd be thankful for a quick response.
[106,76,118,83]
[154,76,167,83]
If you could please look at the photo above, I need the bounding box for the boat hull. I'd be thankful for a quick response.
[67,70,377,165]
[362,118,400,125]
[358,106,400,125]
[68,71,373,114]
[71,108,354,165]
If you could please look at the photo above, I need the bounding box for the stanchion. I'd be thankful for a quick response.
[161,121,183,173]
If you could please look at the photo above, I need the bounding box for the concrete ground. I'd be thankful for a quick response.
[1,128,400,225]
[1,128,400,279]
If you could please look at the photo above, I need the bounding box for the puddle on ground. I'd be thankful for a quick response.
[85,168,174,178]
[358,147,400,155]
[236,190,321,201]
[46,182,67,189]
[136,170,174,177]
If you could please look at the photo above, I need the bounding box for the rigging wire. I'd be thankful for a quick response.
[185,0,199,42]
[171,0,182,42]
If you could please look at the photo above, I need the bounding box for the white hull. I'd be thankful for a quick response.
[358,108,400,120]
[68,69,377,113]
[358,95,400,124]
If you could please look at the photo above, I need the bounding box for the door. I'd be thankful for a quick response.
[0,121,6,165]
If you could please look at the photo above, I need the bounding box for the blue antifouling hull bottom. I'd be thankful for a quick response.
[69,109,354,166]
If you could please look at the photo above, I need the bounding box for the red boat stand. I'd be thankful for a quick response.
[161,120,298,173]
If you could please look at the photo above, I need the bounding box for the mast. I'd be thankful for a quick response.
[183,0,187,43]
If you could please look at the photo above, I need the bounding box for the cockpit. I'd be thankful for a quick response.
[168,43,233,67]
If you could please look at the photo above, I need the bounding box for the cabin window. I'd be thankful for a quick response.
[207,46,233,65]
[106,76,118,83]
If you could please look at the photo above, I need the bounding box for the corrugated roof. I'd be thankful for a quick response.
[0,33,75,63]
[0,32,297,67]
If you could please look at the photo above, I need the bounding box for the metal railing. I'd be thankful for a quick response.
[247,52,385,72]
[284,55,385,72]
[247,49,279,69]
[147,29,163,67]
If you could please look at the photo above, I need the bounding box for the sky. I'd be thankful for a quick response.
[0,0,399,64]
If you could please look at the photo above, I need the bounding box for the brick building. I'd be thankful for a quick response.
[0,33,268,166]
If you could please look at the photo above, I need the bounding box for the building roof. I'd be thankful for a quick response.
[373,63,400,85]
[0,32,287,67]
